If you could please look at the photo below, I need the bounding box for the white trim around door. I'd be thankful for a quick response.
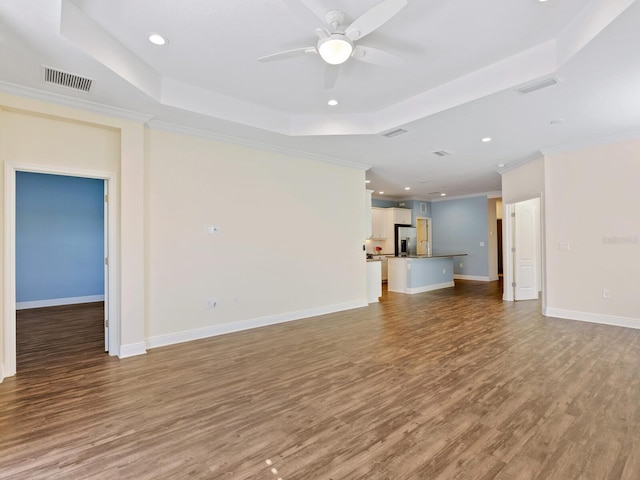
[3,162,120,378]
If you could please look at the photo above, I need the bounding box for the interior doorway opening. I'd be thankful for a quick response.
[4,163,118,379]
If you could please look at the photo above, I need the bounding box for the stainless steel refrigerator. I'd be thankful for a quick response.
[395,225,417,257]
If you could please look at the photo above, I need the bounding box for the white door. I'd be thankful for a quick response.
[514,200,538,300]
[103,181,109,351]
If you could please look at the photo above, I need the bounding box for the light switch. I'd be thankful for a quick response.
[559,241,570,251]
[206,225,220,235]
[480,242,485,247]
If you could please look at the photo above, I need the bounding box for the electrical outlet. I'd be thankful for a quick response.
[207,298,217,308]
[459,262,463,268]
[233,297,240,305]
[442,268,446,274]
[602,289,611,299]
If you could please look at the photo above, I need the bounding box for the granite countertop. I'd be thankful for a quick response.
[389,253,468,259]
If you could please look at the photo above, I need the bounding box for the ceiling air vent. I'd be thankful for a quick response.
[516,77,558,95]
[432,150,451,157]
[382,128,408,138]
[43,66,93,93]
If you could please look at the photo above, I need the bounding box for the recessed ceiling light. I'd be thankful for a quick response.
[379,191,384,195]
[404,187,410,190]
[497,163,505,168]
[328,99,338,106]
[481,137,492,143]
[365,180,371,184]
[148,33,167,46]
[440,193,447,197]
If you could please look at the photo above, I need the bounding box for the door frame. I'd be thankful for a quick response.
[3,162,119,377]
[502,193,546,311]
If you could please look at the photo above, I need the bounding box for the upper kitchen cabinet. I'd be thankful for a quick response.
[370,207,388,239]
[365,189,373,239]
[387,207,412,226]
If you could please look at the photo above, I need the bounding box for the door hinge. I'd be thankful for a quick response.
[511,212,516,217]
[104,257,109,266]
[511,247,516,253]
[512,282,516,288]
[104,194,109,203]
[105,319,109,328]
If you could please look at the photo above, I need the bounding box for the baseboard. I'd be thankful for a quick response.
[406,281,455,294]
[544,307,640,330]
[453,275,492,282]
[119,342,147,358]
[16,295,105,310]
[146,300,368,350]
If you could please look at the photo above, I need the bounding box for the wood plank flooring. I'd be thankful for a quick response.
[2,282,640,479]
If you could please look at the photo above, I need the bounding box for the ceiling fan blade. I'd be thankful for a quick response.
[281,0,325,28]
[258,47,317,63]
[352,45,404,67]
[345,0,407,41]
[324,64,340,89]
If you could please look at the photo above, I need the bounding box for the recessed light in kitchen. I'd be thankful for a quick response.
[440,193,447,197]
[481,137,492,143]
[328,99,338,106]
[365,180,371,184]
[497,163,505,168]
[404,187,410,190]
[379,191,384,195]
[148,33,167,46]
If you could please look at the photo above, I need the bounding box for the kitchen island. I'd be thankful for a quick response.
[388,254,467,294]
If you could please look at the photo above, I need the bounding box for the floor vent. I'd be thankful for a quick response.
[515,77,558,95]
[43,66,93,92]
[432,150,451,157]
[382,128,408,138]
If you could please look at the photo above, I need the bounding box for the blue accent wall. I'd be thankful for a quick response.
[431,196,489,277]
[16,172,105,302]
[371,198,398,208]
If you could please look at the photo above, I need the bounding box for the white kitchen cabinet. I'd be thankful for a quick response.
[370,207,388,239]
[388,207,412,226]
[365,189,373,238]
[373,255,389,281]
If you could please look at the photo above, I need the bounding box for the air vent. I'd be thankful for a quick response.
[516,77,558,95]
[43,66,93,92]
[432,150,451,157]
[382,128,408,138]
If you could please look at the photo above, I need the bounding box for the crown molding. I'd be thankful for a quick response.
[430,190,502,202]
[0,81,154,123]
[497,152,544,175]
[146,120,371,171]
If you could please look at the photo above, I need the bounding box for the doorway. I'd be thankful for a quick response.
[15,172,107,369]
[502,196,543,304]
[3,163,118,378]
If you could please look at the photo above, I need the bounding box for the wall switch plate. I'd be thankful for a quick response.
[207,298,217,308]
[480,242,485,246]
[459,262,463,268]
[602,289,611,299]
[206,225,220,235]
[559,241,570,251]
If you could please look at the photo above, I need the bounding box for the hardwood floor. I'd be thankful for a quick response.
[2,282,640,479]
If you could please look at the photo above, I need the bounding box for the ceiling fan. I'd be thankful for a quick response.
[258,0,407,89]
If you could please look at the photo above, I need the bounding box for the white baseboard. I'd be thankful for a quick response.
[454,275,492,282]
[119,342,147,358]
[146,300,368,350]
[406,281,455,294]
[544,307,640,330]
[16,295,105,310]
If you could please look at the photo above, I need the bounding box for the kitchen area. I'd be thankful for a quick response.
[365,193,467,302]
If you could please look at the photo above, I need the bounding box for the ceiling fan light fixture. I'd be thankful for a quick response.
[318,35,353,65]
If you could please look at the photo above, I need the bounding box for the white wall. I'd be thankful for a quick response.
[501,156,545,204]
[544,138,640,324]
[145,128,367,344]
[1,92,367,380]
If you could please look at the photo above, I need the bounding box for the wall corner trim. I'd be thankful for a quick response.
[0,363,4,383]
[145,300,368,350]
[119,343,147,358]
[543,307,640,330]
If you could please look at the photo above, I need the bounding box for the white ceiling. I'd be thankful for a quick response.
[1,0,639,199]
